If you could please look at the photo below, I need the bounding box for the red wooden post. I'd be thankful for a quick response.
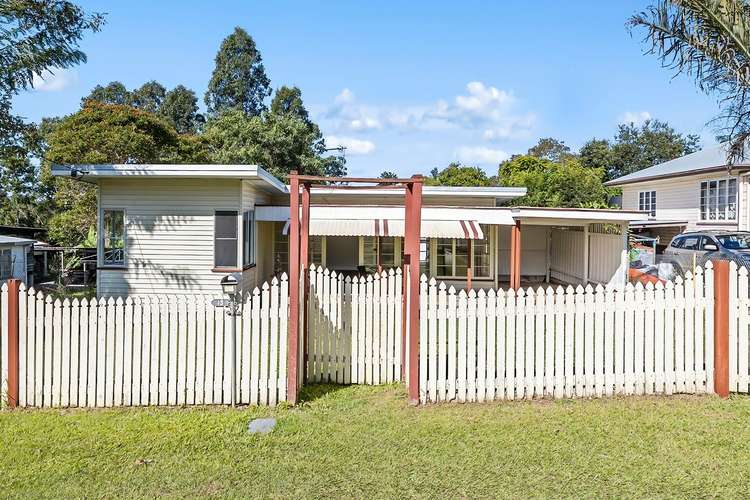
[6,279,21,409]
[713,259,730,398]
[406,176,423,405]
[287,173,301,404]
[401,186,411,382]
[300,183,311,383]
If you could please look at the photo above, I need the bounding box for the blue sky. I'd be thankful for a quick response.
[13,0,721,177]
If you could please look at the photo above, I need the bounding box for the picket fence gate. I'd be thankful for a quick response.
[306,266,403,385]
[0,275,289,409]
[418,264,716,404]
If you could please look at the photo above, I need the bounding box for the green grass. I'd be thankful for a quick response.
[3,385,750,498]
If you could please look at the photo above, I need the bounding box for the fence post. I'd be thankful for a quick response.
[5,279,20,408]
[713,260,730,398]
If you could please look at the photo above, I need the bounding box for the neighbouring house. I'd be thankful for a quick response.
[51,164,644,297]
[605,143,750,248]
[0,236,36,285]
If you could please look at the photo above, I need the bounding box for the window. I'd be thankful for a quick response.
[639,191,657,217]
[701,178,737,221]
[242,210,255,267]
[0,249,12,280]
[361,236,399,273]
[419,238,429,276]
[102,209,125,266]
[435,225,491,278]
[681,235,701,250]
[670,237,684,248]
[214,211,238,268]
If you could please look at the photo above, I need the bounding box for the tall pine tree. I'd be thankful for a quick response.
[204,27,271,117]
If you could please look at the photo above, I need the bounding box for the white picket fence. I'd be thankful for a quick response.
[419,264,716,403]
[0,275,288,408]
[306,266,403,384]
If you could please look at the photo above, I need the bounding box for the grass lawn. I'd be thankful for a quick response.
[2,385,750,498]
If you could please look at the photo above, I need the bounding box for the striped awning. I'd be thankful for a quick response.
[282,218,484,239]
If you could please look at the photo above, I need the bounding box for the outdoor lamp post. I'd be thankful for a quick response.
[221,274,240,407]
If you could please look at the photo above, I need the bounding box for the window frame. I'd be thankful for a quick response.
[638,190,657,217]
[0,248,12,280]
[99,208,127,268]
[214,210,240,269]
[242,209,256,268]
[433,225,494,280]
[700,177,738,222]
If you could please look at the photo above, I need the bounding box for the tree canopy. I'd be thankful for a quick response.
[205,27,271,117]
[630,1,750,160]
[428,162,492,186]
[0,0,103,230]
[527,137,574,162]
[82,80,204,134]
[498,155,612,208]
[44,102,191,245]
[579,119,700,180]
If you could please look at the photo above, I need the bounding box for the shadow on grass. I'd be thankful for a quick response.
[298,383,353,403]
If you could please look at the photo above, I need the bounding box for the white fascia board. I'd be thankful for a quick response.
[511,208,646,222]
[50,164,288,193]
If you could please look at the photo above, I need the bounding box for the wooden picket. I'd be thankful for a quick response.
[306,266,403,384]
[419,263,716,404]
[0,275,289,408]
[730,262,750,393]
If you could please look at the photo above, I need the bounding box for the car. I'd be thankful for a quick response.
[664,230,750,269]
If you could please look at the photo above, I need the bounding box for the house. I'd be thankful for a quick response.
[0,236,36,285]
[605,143,750,247]
[51,164,644,297]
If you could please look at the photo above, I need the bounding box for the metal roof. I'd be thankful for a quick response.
[604,143,750,187]
[50,164,288,193]
[0,235,36,245]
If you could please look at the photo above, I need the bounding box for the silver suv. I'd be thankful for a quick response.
[665,230,750,268]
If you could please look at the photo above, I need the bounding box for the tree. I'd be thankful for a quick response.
[81,81,131,106]
[205,27,272,117]
[527,137,574,162]
[498,155,612,208]
[630,1,750,160]
[1,1,104,97]
[271,86,310,123]
[379,171,398,179]
[131,80,166,113]
[580,119,700,180]
[160,85,204,134]
[203,108,345,180]
[44,102,183,245]
[0,0,103,230]
[428,162,492,186]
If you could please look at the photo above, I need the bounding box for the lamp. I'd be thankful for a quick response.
[221,273,239,297]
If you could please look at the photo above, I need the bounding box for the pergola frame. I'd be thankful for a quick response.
[287,172,424,405]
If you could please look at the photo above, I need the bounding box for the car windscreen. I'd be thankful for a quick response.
[717,233,750,250]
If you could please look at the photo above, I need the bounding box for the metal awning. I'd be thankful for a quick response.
[280,218,484,239]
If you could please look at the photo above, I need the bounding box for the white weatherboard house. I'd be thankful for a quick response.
[51,164,644,297]
[605,143,750,245]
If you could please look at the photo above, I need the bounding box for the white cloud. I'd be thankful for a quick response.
[31,68,78,92]
[321,81,535,138]
[455,146,510,165]
[326,135,376,155]
[618,111,651,126]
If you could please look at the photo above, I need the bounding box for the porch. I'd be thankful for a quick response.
[256,206,637,289]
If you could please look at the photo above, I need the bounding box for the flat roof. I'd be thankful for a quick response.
[604,143,750,186]
[50,164,288,193]
[0,235,36,245]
